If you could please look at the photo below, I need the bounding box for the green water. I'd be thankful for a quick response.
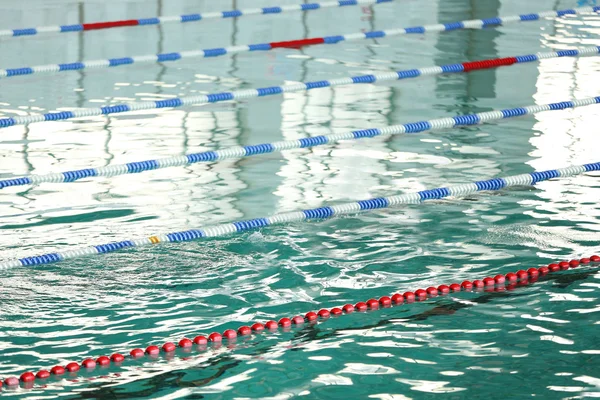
[1,0,600,398]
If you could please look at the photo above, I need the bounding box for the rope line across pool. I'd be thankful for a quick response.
[1,6,598,79]
[2,162,599,271]
[1,46,598,130]
[0,95,598,190]
[0,0,393,39]
[1,255,598,389]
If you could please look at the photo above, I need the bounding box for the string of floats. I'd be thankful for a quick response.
[1,6,598,79]
[1,255,598,390]
[0,94,598,190]
[0,0,393,39]
[1,46,598,131]
[2,161,599,271]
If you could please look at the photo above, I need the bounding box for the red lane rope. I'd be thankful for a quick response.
[82,20,140,31]
[462,56,518,72]
[1,254,598,390]
[270,37,326,49]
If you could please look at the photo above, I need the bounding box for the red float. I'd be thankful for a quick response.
[162,342,176,352]
[208,332,223,342]
[20,372,35,383]
[238,326,252,335]
[379,296,392,307]
[305,311,318,322]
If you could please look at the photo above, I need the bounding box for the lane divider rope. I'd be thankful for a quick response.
[0,0,393,39]
[1,95,598,190]
[0,46,598,130]
[1,6,598,79]
[1,255,598,389]
[2,162,599,271]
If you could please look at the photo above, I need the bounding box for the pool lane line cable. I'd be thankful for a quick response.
[0,45,598,130]
[1,95,598,190]
[1,6,598,79]
[1,255,598,389]
[0,0,393,39]
[1,162,599,271]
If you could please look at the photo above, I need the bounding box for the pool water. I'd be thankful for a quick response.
[1,0,600,398]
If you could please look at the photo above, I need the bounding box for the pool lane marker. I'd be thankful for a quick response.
[0,0,393,39]
[1,46,597,130]
[1,255,598,389]
[1,94,599,190]
[1,162,599,271]
[0,6,598,79]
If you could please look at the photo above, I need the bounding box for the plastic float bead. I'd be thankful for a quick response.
[483,277,495,287]
[342,304,355,313]
[208,332,223,342]
[20,372,35,383]
[460,281,473,291]
[591,255,600,262]
[96,356,111,366]
[548,263,560,272]
[538,266,550,276]
[238,326,252,335]
[559,261,570,270]
[581,258,591,264]
[36,370,50,379]
[366,299,379,309]
[403,292,416,303]
[305,311,318,322]
[437,285,450,295]
[110,353,125,363]
[265,320,278,330]
[516,270,529,280]
[81,358,97,369]
[0,381,2,389]
[162,342,176,352]
[317,309,331,318]
[51,365,66,375]
[331,307,343,316]
[379,296,392,307]
[414,289,427,301]
[505,273,518,282]
[178,338,193,348]
[251,323,265,333]
[569,260,580,268]
[291,315,305,325]
[494,275,506,284]
[527,268,540,278]
[130,348,145,358]
[222,330,237,340]
[3,377,19,386]
[426,287,439,297]
[193,336,208,345]
[355,302,368,312]
[449,283,461,292]
[145,345,160,356]
[472,280,484,289]
[391,293,404,304]
[278,318,292,328]
[65,362,80,372]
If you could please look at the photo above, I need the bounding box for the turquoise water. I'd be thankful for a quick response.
[1,0,600,398]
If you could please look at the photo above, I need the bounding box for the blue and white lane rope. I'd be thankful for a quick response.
[0,0,393,38]
[1,6,598,79]
[0,46,598,130]
[2,162,599,271]
[1,96,599,190]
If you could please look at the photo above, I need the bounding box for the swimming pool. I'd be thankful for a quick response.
[1,0,600,397]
